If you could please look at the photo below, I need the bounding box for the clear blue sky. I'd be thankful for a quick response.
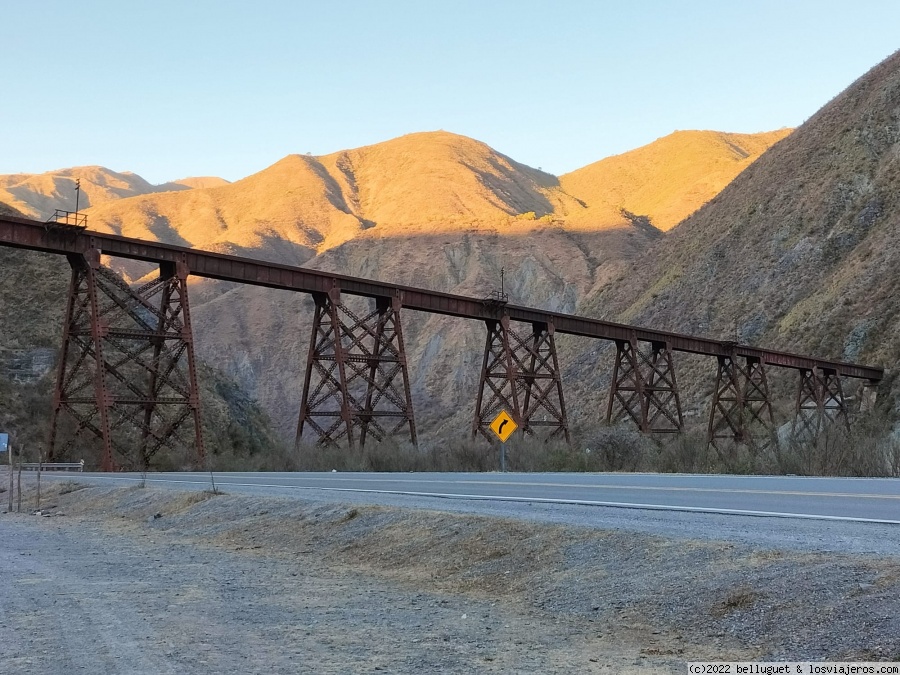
[2,1,899,184]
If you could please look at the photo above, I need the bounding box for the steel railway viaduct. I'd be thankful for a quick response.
[0,213,884,471]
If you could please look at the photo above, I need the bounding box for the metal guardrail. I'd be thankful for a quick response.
[19,461,84,472]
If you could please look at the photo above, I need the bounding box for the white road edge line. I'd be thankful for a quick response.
[55,475,900,525]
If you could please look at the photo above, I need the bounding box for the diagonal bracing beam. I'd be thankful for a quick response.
[472,316,522,441]
[359,295,417,447]
[518,321,570,443]
[791,367,850,443]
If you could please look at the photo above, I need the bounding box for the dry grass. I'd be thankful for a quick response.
[57,481,89,495]
[712,587,762,617]
[278,416,900,476]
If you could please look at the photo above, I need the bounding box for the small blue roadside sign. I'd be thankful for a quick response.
[0,433,7,453]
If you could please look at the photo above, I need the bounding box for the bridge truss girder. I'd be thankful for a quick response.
[48,250,205,471]
[295,288,417,449]
[707,354,776,462]
[472,316,570,443]
[605,336,683,434]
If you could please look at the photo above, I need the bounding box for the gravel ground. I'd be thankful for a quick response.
[1,482,899,673]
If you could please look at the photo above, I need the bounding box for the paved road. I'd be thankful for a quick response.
[50,471,900,524]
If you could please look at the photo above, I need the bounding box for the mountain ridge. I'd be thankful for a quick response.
[0,165,229,221]
[71,128,789,264]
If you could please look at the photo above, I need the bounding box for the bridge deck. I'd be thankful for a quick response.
[0,214,882,381]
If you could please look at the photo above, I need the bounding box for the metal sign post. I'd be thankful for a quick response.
[489,411,518,472]
[1,434,11,512]
[36,452,42,511]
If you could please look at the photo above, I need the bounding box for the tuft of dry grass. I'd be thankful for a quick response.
[713,587,762,617]
[57,481,89,495]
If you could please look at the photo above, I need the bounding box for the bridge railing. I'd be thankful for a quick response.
[45,210,88,230]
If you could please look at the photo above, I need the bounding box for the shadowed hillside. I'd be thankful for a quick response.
[579,50,900,423]
[189,225,651,439]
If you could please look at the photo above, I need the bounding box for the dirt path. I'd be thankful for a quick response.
[1,483,897,673]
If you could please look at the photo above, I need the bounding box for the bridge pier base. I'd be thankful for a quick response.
[859,380,879,414]
[472,317,569,443]
[48,251,205,471]
[606,336,683,433]
[707,354,775,463]
[295,288,416,449]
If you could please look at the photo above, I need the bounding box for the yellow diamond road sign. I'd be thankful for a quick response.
[489,410,518,443]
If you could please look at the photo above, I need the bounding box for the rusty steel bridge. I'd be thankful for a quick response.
[0,213,884,471]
